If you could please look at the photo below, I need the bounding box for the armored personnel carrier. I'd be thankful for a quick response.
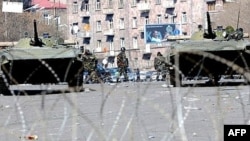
[0,20,84,94]
[168,12,250,86]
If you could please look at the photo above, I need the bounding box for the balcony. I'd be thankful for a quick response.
[138,25,145,32]
[137,3,150,12]
[162,0,175,9]
[77,31,91,38]
[102,8,114,15]
[79,11,90,17]
[103,29,114,36]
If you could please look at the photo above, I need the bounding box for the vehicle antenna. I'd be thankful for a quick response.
[236,0,241,29]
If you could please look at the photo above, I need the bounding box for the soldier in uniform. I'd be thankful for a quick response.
[154,52,167,81]
[116,47,129,82]
[226,27,244,41]
[82,49,98,83]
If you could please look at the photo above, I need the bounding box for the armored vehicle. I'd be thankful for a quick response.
[168,12,250,86]
[0,20,84,94]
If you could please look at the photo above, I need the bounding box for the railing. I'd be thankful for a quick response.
[77,31,91,38]
[102,8,114,15]
[138,25,145,32]
[162,0,175,9]
[103,29,114,36]
[137,3,150,12]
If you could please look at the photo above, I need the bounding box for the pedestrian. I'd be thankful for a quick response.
[116,47,129,82]
[136,68,140,82]
[82,49,98,83]
[154,52,167,81]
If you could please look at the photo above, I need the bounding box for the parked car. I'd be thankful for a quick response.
[83,63,110,84]
[137,71,147,82]
[105,67,119,83]
[106,67,136,83]
[150,71,163,81]
[146,71,154,81]
[135,70,156,82]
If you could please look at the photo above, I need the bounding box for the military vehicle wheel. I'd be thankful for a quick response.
[169,69,182,87]
[209,75,220,86]
[68,72,83,87]
[0,76,10,95]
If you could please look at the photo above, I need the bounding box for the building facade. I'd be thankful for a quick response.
[65,0,226,69]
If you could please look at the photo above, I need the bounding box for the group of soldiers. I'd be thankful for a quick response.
[81,47,129,83]
[81,46,169,83]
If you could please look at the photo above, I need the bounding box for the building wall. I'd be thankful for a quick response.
[66,0,225,69]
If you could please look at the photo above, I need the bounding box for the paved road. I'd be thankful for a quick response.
[1,81,250,141]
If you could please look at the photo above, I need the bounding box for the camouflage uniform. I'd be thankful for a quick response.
[82,50,98,83]
[154,52,167,81]
[117,47,128,82]
[228,28,244,41]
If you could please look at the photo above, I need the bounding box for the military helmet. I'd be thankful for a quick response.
[85,49,91,55]
[121,47,126,52]
[157,52,162,56]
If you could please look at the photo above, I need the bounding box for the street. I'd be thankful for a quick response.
[1,81,250,141]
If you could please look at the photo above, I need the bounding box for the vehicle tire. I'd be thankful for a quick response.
[0,76,10,95]
[169,69,182,87]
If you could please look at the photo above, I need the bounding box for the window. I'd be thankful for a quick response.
[181,12,187,23]
[156,0,161,4]
[43,13,51,25]
[145,16,149,25]
[108,0,113,8]
[207,2,215,11]
[109,41,114,51]
[72,1,78,13]
[169,16,175,23]
[157,15,162,24]
[81,1,89,12]
[119,0,124,8]
[97,40,101,48]
[96,21,102,31]
[108,19,114,29]
[96,0,101,10]
[132,37,138,49]
[71,22,79,35]
[82,17,90,24]
[119,18,125,29]
[132,0,137,6]
[132,17,137,28]
[120,38,125,48]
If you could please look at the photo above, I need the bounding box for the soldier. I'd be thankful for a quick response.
[226,28,244,41]
[116,47,129,82]
[154,52,167,81]
[234,28,244,40]
[82,49,98,83]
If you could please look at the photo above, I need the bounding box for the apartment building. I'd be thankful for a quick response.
[66,0,226,69]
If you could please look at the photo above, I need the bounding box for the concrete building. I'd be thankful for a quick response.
[65,0,228,69]
[58,0,227,69]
